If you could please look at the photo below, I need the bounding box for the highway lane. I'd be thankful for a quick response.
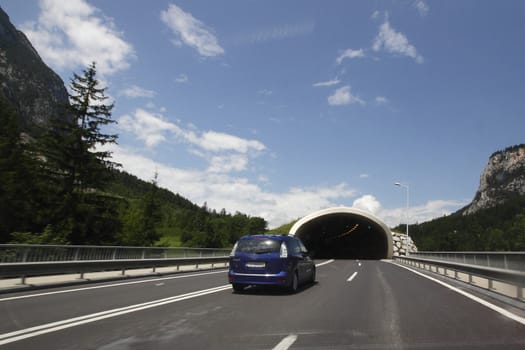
[1,260,525,349]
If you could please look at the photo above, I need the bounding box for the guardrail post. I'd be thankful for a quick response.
[22,248,29,263]
[518,286,524,301]
[141,249,146,260]
[488,279,494,290]
[112,248,117,260]
[74,248,80,261]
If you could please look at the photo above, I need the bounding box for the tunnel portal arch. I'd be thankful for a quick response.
[289,207,393,259]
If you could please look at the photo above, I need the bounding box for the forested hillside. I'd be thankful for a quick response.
[395,195,525,251]
[108,170,267,248]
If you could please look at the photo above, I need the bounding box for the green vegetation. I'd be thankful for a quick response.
[266,220,299,235]
[0,63,267,247]
[396,195,525,251]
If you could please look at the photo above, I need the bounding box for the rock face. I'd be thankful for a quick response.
[463,145,525,215]
[0,6,69,133]
[391,231,418,256]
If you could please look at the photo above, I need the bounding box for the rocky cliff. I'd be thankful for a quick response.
[0,6,69,133]
[463,144,525,215]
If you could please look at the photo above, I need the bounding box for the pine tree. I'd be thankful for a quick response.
[38,62,121,244]
[0,98,38,240]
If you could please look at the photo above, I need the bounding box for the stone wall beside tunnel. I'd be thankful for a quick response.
[391,231,418,256]
[289,207,394,260]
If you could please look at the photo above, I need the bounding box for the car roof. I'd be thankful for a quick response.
[238,234,291,241]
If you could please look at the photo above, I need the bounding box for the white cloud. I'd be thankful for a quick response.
[414,1,429,17]
[106,144,356,228]
[380,199,467,227]
[196,131,265,153]
[120,85,156,98]
[233,21,315,45]
[103,143,465,229]
[118,108,265,175]
[22,0,134,75]
[375,96,388,105]
[119,109,181,147]
[336,48,365,64]
[373,19,423,64]
[328,85,365,106]
[359,174,369,179]
[175,74,189,83]
[258,89,273,96]
[313,79,340,87]
[207,154,249,173]
[160,4,224,57]
[371,11,381,20]
[353,195,381,214]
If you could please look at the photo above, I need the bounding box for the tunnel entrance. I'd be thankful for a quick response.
[289,207,393,259]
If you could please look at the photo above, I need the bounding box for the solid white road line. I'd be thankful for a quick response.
[0,284,232,345]
[0,270,228,302]
[315,259,335,267]
[347,271,358,282]
[391,262,525,326]
[272,334,298,350]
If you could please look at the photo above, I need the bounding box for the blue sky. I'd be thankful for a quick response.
[2,0,524,228]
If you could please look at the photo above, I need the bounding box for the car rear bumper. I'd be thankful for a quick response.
[228,270,290,286]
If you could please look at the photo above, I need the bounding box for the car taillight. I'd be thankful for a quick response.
[230,242,238,257]
[280,242,288,258]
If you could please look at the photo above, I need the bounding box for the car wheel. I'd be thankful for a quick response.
[310,266,316,284]
[232,283,244,292]
[289,271,299,293]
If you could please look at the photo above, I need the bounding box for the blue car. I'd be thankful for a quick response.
[228,235,316,293]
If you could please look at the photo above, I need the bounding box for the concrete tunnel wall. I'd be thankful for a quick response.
[289,207,393,259]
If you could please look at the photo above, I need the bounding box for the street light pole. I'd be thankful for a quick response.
[394,182,410,256]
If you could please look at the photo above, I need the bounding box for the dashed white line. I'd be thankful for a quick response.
[347,271,358,282]
[272,334,298,350]
[315,259,335,267]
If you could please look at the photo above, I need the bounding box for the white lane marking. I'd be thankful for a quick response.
[391,262,525,326]
[315,259,334,267]
[358,262,362,267]
[0,284,232,345]
[272,334,298,350]
[0,270,228,302]
[347,271,358,282]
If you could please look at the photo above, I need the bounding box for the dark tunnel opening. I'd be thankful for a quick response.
[294,213,389,260]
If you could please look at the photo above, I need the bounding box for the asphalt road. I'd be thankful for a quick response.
[1,260,524,349]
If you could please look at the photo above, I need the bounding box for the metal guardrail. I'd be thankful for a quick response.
[409,251,525,271]
[0,244,231,283]
[0,244,230,263]
[395,255,525,301]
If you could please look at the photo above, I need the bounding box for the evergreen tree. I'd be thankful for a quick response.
[37,62,121,244]
[0,98,38,240]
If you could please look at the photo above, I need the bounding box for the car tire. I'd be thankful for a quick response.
[232,283,244,292]
[310,266,316,284]
[289,271,299,293]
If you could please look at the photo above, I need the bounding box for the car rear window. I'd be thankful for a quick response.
[236,238,281,254]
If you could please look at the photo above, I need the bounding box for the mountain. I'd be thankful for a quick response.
[462,144,525,215]
[0,6,69,133]
[405,144,525,251]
